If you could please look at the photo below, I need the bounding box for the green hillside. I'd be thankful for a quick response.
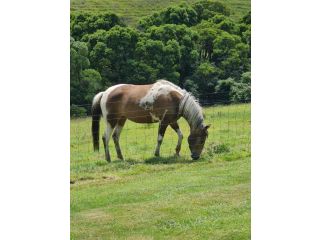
[71,0,250,26]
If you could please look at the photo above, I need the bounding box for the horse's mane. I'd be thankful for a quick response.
[178,92,204,129]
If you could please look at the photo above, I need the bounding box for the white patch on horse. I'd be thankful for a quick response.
[139,80,184,110]
[150,113,160,122]
[155,133,163,156]
[176,129,183,145]
[100,84,126,122]
[92,92,104,106]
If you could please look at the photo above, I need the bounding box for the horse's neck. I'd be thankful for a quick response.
[184,111,204,130]
[179,94,204,130]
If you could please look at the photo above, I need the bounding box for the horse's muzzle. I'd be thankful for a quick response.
[191,154,199,160]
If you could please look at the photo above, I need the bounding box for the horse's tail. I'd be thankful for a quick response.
[92,92,104,151]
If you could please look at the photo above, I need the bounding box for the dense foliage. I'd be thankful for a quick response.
[70,1,251,115]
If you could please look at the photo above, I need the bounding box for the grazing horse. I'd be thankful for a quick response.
[92,80,210,162]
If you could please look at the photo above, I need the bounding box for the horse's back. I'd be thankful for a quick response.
[102,82,183,123]
[106,84,152,106]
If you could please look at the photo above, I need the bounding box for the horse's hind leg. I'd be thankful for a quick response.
[112,118,126,160]
[170,122,183,156]
[102,121,114,162]
[154,122,168,157]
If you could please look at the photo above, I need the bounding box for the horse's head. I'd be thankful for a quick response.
[188,124,210,160]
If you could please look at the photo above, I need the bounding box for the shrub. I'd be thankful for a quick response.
[231,82,251,103]
[70,105,87,118]
[214,77,235,103]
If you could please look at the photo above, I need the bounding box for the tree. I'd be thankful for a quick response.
[191,62,220,96]
[192,0,230,22]
[139,4,198,29]
[69,2,251,112]
[194,22,218,61]
[138,1,230,30]
[147,24,199,85]
[195,12,251,80]
[184,79,199,97]
[70,38,103,105]
[70,12,123,41]
[125,60,158,84]
[239,11,251,46]
[87,26,140,84]
[135,38,181,83]
[81,69,104,102]
[83,29,108,50]
[70,38,88,104]
[241,11,251,25]
[210,14,237,34]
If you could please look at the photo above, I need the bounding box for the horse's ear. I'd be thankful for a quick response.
[204,124,211,130]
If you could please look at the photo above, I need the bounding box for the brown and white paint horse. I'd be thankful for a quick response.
[92,80,210,162]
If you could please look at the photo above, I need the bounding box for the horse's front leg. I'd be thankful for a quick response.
[170,122,183,156]
[154,122,168,157]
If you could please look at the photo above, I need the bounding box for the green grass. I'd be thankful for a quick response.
[71,104,251,239]
[70,0,251,26]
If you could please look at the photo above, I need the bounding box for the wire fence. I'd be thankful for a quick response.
[71,91,251,117]
[70,101,251,176]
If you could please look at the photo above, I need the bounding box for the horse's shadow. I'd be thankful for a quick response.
[124,155,195,165]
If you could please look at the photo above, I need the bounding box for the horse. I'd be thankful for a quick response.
[91,80,210,162]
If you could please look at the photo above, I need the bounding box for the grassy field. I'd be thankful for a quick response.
[70,103,251,239]
[70,0,251,26]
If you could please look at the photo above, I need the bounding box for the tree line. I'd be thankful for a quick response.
[70,0,251,116]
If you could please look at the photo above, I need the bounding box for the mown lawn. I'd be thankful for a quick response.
[70,0,251,26]
[71,104,251,239]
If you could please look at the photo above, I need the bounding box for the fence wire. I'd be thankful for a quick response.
[70,103,251,177]
[71,91,251,117]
